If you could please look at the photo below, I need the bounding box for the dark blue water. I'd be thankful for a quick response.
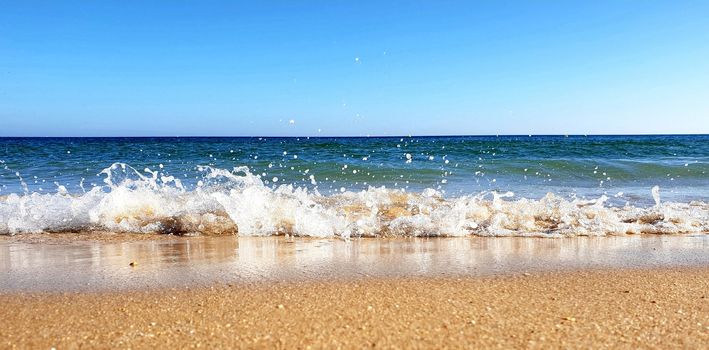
[1,135,707,203]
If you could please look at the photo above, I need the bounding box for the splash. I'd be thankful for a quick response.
[652,185,661,206]
[0,163,707,237]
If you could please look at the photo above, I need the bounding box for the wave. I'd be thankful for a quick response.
[0,163,707,237]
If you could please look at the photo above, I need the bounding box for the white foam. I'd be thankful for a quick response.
[652,185,661,206]
[0,163,707,237]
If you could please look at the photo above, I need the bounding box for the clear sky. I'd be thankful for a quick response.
[1,1,708,136]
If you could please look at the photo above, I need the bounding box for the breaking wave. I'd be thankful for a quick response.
[0,163,707,237]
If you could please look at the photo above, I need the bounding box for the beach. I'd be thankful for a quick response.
[3,1,709,348]
[2,266,707,349]
[1,234,708,348]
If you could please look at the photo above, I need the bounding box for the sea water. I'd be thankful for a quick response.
[0,135,707,236]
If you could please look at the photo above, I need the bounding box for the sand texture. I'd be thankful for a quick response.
[1,268,707,349]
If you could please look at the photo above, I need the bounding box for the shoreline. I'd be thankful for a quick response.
[2,234,708,293]
[2,267,707,348]
[2,230,708,242]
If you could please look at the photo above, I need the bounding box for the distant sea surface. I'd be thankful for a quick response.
[1,135,707,237]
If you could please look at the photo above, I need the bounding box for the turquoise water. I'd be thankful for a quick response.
[1,135,707,236]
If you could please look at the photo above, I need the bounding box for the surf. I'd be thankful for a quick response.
[1,162,707,237]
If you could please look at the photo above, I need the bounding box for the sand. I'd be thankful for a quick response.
[1,267,708,349]
[1,234,707,348]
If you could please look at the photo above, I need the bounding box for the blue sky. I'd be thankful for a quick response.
[1,1,708,136]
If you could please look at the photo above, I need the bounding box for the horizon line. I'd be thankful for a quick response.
[0,133,708,138]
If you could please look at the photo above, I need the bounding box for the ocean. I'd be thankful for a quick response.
[1,135,707,236]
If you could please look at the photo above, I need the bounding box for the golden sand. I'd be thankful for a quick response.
[1,268,707,349]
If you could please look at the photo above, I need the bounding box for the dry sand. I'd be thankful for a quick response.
[2,267,707,349]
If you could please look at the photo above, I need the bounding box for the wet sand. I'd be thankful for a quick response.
[1,234,708,292]
[0,234,707,348]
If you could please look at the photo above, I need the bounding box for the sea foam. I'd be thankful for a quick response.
[0,163,707,237]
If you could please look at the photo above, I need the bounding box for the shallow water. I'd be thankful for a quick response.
[1,136,707,236]
[1,235,707,292]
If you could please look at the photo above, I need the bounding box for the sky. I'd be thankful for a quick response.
[1,1,708,136]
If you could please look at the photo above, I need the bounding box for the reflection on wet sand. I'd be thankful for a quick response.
[1,235,707,292]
